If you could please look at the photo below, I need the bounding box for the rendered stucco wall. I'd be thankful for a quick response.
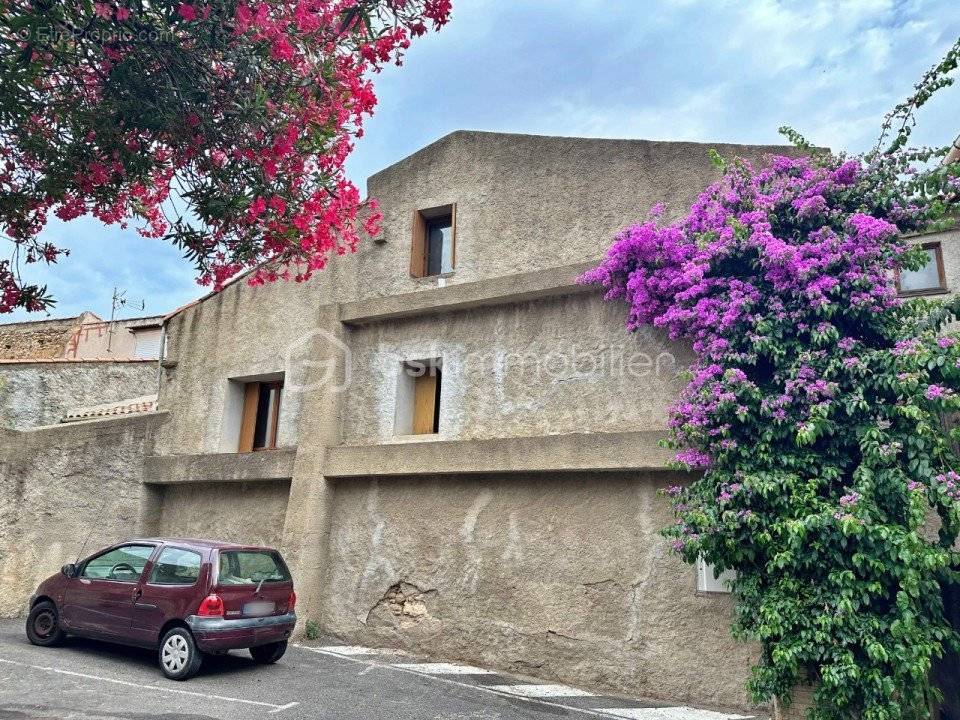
[0,414,164,617]
[0,361,158,429]
[321,472,760,711]
[156,271,338,457]
[332,131,798,302]
[343,293,691,444]
[152,480,291,548]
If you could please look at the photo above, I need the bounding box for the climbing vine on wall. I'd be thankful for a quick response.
[582,38,960,720]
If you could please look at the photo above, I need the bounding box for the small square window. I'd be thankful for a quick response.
[897,242,947,296]
[411,204,456,278]
[238,380,282,452]
[394,359,442,435]
[696,556,735,594]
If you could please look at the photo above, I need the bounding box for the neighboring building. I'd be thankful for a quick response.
[4,131,958,714]
[0,311,163,429]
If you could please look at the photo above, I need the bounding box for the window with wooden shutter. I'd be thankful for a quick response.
[238,380,283,452]
[411,204,455,278]
[394,359,442,435]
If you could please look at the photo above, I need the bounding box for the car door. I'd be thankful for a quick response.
[61,544,156,638]
[130,545,207,646]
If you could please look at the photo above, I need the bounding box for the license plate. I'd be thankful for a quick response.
[243,601,275,617]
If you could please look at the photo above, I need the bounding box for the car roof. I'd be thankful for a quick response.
[124,537,278,551]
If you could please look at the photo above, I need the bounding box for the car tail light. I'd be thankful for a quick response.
[288,591,297,611]
[197,593,224,617]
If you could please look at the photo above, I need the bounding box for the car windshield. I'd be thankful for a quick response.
[217,550,290,585]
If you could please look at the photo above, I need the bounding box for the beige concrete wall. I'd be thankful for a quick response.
[0,361,157,429]
[156,272,337,456]
[332,131,796,302]
[320,472,759,711]
[0,414,165,617]
[151,480,291,548]
[343,293,690,444]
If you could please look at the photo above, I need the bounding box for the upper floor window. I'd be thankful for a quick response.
[897,241,947,296]
[411,204,456,278]
[239,380,283,452]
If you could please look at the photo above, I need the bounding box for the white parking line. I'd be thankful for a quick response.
[488,683,596,698]
[602,708,750,720]
[392,662,494,675]
[294,645,759,720]
[317,645,408,656]
[0,657,299,714]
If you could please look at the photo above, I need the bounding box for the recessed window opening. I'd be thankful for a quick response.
[239,379,283,452]
[897,241,947,295]
[696,556,735,594]
[395,358,442,435]
[411,204,456,278]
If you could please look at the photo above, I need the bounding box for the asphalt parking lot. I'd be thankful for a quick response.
[0,620,755,720]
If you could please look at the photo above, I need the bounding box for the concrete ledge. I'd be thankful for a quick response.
[339,261,600,325]
[144,448,297,485]
[323,431,677,478]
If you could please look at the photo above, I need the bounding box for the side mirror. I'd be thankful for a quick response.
[61,563,77,578]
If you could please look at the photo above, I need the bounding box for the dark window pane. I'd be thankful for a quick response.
[253,383,279,449]
[150,548,202,585]
[82,545,154,582]
[425,216,452,276]
[218,551,291,585]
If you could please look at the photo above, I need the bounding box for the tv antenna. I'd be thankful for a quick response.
[107,287,146,352]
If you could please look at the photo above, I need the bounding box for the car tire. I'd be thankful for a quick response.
[249,640,287,664]
[25,601,66,647]
[159,627,203,680]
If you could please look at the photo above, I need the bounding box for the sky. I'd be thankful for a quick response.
[8,0,960,322]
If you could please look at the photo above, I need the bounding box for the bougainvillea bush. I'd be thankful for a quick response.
[582,145,960,716]
[0,0,451,312]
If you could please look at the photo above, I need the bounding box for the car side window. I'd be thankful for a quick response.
[149,548,202,585]
[81,545,154,583]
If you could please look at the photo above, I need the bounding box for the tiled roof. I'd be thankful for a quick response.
[61,394,158,423]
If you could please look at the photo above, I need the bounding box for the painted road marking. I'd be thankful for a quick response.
[318,645,408,656]
[0,657,299,715]
[488,683,596,698]
[392,662,494,675]
[294,646,760,720]
[602,708,750,720]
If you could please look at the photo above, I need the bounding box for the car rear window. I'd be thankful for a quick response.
[217,550,290,585]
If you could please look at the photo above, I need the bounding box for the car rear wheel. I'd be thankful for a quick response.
[25,601,66,647]
[249,640,287,664]
[159,627,203,680]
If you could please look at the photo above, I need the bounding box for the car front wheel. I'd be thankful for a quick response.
[249,640,287,664]
[25,601,66,647]
[159,627,203,680]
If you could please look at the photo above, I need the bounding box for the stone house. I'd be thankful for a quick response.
[0,311,164,429]
[3,131,959,715]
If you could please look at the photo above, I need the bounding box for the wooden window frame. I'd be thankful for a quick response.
[410,203,456,278]
[896,241,948,296]
[238,380,283,453]
[396,359,442,436]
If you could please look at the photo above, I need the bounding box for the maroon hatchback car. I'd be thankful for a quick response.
[24,538,297,680]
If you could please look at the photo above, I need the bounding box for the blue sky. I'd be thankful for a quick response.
[9,0,960,321]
